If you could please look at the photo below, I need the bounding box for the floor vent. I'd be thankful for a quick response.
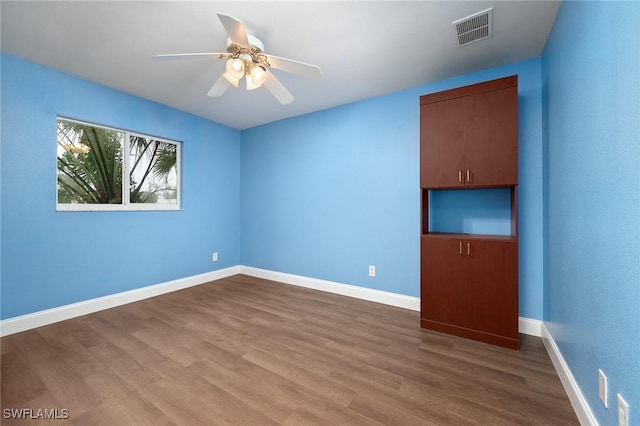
[453,8,493,47]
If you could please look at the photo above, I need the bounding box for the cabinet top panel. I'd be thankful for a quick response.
[420,75,517,105]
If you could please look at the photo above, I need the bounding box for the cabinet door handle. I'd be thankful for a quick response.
[458,170,463,184]
[466,170,471,183]
[459,242,463,255]
[467,242,471,256]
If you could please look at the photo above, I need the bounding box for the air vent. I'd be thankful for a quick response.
[453,8,493,47]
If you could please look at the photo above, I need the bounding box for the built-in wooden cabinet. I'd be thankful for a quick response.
[421,234,518,349]
[420,76,519,350]
[420,77,518,189]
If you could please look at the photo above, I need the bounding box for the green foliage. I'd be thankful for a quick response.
[129,136,177,203]
[57,121,177,205]
[57,122,123,204]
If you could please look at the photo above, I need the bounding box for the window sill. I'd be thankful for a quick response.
[56,204,182,212]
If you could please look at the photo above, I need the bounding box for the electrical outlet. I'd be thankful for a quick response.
[618,393,629,426]
[212,252,218,262]
[598,369,608,407]
[368,265,376,277]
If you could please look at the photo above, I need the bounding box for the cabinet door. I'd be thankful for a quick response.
[465,239,518,340]
[464,87,518,186]
[420,97,465,188]
[421,236,466,327]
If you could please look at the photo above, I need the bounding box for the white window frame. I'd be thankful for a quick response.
[56,117,182,211]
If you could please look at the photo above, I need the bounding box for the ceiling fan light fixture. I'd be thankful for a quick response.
[249,64,267,86]
[222,71,240,88]
[225,58,245,79]
[245,73,262,91]
[154,13,322,104]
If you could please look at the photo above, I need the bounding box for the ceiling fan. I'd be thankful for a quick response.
[153,13,323,104]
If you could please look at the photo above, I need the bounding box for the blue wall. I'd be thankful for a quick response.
[429,188,513,236]
[241,58,545,319]
[241,90,420,296]
[1,54,241,319]
[1,55,545,321]
[543,2,640,425]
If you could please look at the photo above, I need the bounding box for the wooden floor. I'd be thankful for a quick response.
[1,274,578,425]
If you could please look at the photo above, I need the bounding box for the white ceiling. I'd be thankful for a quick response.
[1,1,560,130]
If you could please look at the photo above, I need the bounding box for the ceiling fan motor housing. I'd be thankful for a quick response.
[226,29,269,70]
[225,29,265,53]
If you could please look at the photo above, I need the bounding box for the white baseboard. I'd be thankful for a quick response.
[1,264,542,340]
[0,266,241,337]
[239,266,421,311]
[519,316,542,337]
[541,323,597,426]
[239,266,541,337]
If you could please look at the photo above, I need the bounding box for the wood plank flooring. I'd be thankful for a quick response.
[1,274,578,425]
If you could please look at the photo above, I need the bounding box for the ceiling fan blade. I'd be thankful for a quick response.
[207,75,230,97]
[266,55,323,80]
[263,71,294,104]
[217,13,250,48]
[153,53,228,60]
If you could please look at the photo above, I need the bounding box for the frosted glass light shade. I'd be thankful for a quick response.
[222,71,240,88]
[249,64,267,85]
[245,73,261,90]
[225,58,245,79]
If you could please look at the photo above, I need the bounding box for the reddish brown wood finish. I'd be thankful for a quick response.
[421,234,519,350]
[420,76,518,189]
[511,186,518,237]
[421,189,429,235]
[421,236,466,328]
[464,86,518,187]
[465,237,518,343]
[420,75,517,106]
[419,76,519,350]
[420,97,465,188]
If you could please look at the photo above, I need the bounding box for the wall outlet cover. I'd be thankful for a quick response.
[618,393,629,426]
[368,265,376,277]
[598,369,608,408]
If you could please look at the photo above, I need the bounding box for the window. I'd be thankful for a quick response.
[56,118,181,211]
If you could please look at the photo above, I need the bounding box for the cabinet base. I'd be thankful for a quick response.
[420,318,519,350]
